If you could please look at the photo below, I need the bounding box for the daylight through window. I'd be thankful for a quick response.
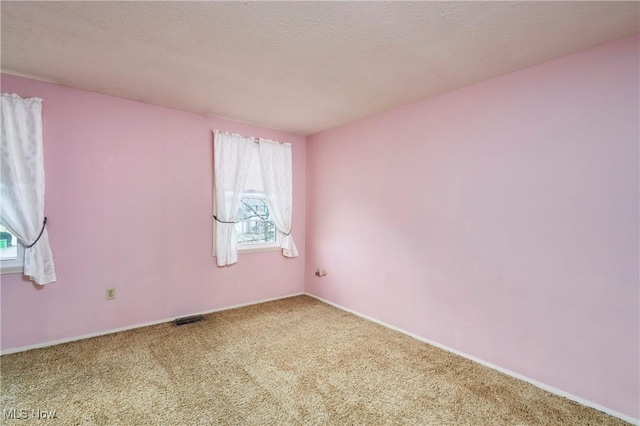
[235,194,277,245]
[0,224,18,261]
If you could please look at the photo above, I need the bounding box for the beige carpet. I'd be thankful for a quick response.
[0,295,630,425]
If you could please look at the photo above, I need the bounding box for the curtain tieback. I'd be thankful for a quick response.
[26,217,47,248]
[213,215,236,224]
[213,214,291,235]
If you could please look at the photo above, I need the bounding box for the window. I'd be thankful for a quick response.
[236,193,277,245]
[213,131,296,265]
[0,224,24,274]
[0,93,57,284]
[235,145,280,253]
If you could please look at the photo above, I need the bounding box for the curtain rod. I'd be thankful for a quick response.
[213,129,262,144]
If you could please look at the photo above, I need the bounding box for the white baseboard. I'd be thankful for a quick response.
[0,292,304,356]
[2,290,636,424]
[305,292,639,425]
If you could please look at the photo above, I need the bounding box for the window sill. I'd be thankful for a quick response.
[1,265,23,275]
[238,245,281,254]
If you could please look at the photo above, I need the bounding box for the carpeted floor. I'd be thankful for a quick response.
[0,295,630,425]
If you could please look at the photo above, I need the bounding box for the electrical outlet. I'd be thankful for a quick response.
[106,288,116,300]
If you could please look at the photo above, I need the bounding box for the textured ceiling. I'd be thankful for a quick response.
[1,2,638,135]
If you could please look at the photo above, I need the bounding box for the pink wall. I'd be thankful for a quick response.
[0,74,306,351]
[305,35,639,419]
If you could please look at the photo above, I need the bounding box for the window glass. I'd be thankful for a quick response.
[0,224,18,261]
[235,195,277,245]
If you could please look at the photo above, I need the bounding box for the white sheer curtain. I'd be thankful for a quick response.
[259,140,298,257]
[213,131,254,266]
[0,93,57,284]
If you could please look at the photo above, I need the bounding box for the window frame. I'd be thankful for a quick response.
[235,192,281,254]
[0,226,24,275]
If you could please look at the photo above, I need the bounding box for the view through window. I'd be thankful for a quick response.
[0,224,18,261]
[235,194,277,245]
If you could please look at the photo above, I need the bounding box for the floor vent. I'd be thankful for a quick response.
[173,315,204,326]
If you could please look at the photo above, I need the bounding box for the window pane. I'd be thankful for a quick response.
[0,224,18,261]
[235,196,277,245]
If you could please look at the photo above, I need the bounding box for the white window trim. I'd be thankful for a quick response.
[237,243,281,254]
[237,192,281,254]
[212,195,282,257]
[213,194,282,257]
[1,241,24,275]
